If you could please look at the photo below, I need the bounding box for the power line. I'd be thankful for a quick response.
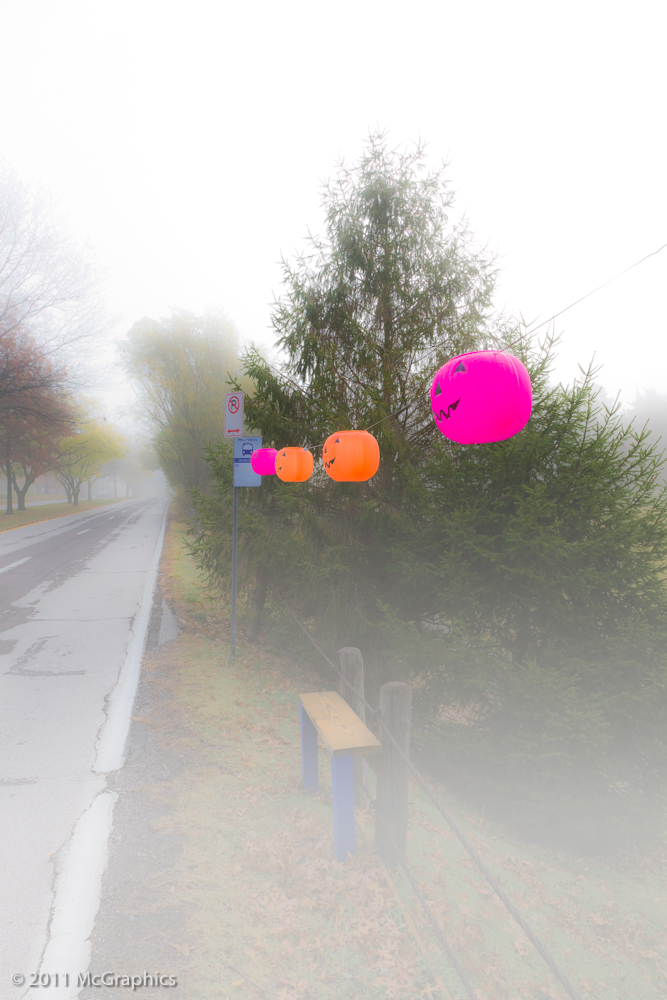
[263,240,667,452]
[523,241,667,337]
[364,241,667,433]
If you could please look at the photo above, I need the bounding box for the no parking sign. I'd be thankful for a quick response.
[224,392,244,437]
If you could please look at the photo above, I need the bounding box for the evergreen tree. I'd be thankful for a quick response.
[241,131,496,481]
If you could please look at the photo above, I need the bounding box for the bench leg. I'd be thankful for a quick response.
[300,701,319,791]
[331,753,355,861]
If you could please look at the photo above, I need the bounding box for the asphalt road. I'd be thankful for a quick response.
[0,498,168,996]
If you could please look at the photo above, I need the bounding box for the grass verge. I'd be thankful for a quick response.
[0,497,126,531]
[140,517,667,999]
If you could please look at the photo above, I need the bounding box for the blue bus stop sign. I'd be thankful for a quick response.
[233,437,262,487]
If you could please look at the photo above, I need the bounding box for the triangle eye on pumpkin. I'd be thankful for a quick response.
[434,382,442,396]
[454,361,466,373]
[275,447,314,482]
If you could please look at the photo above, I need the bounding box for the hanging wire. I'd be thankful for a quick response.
[369,240,667,437]
[265,240,667,450]
[278,595,584,1000]
[367,239,667,375]
[522,241,667,338]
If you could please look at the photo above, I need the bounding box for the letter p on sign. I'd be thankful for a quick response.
[224,392,244,437]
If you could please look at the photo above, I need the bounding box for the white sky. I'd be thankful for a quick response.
[1,0,665,411]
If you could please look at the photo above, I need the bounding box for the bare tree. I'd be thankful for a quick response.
[0,167,110,513]
[0,167,106,377]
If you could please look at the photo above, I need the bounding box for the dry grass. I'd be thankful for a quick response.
[0,497,125,531]
[139,516,667,999]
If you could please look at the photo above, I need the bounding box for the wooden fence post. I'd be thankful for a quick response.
[375,681,411,864]
[338,647,367,807]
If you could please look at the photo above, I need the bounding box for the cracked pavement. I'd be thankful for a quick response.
[0,495,168,993]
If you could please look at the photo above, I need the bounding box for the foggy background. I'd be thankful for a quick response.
[0,0,665,415]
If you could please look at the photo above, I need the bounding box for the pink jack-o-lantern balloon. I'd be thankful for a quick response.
[250,447,277,475]
[430,351,532,444]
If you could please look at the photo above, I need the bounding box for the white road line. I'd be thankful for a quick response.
[34,792,118,999]
[0,556,31,575]
[94,503,168,772]
[75,529,90,535]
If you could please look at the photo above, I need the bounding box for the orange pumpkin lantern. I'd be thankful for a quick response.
[322,430,380,482]
[275,447,314,482]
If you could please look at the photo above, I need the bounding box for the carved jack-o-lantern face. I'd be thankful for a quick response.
[250,447,277,475]
[322,430,380,482]
[430,351,532,444]
[275,447,314,482]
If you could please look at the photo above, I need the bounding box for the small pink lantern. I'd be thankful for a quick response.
[430,351,532,445]
[250,447,277,475]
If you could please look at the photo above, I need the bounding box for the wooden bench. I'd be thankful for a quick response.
[299,691,382,861]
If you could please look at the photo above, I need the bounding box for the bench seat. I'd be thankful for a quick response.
[299,691,382,861]
[299,691,381,758]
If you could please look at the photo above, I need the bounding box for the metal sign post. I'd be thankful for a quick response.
[231,435,262,660]
[231,485,239,660]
